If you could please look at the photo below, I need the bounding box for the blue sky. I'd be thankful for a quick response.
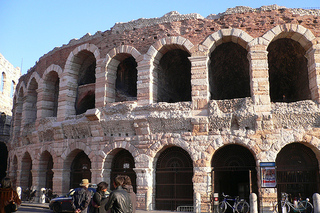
[0,0,319,75]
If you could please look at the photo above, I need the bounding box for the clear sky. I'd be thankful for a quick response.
[0,0,319,75]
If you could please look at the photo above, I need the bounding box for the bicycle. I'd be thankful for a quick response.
[274,193,313,213]
[218,193,249,213]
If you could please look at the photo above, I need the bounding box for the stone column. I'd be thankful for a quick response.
[31,169,40,202]
[247,45,272,130]
[189,54,210,136]
[94,58,106,108]
[136,54,154,105]
[134,168,153,210]
[193,166,212,213]
[56,69,78,122]
[52,168,65,195]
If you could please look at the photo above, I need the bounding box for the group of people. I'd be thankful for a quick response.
[0,177,21,213]
[72,175,136,213]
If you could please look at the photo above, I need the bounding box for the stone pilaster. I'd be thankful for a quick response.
[133,168,154,210]
[193,166,212,213]
[136,55,154,105]
[248,45,272,130]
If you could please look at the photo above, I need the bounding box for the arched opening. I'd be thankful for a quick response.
[110,149,136,192]
[0,72,5,92]
[26,78,38,124]
[276,143,319,200]
[43,71,59,117]
[212,144,257,200]
[0,142,8,180]
[39,151,54,189]
[70,151,91,189]
[268,38,310,102]
[21,152,32,190]
[13,88,23,135]
[157,49,191,103]
[209,42,250,100]
[156,146,193,210]
[75,50,96,115]
[115,55,137,102]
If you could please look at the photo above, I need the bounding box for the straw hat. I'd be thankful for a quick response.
[79,179,90,186]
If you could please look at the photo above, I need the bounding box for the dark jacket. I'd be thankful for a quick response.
[105,186,132,213]
[90,191,109,213]
[122,185,136,213]
[71,187,92,213]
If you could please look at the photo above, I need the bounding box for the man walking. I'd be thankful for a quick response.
[105,176,132,213]
[71,179,92,213]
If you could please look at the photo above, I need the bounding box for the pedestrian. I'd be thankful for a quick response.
[0,177,21,213]
[71,179,92,213]
[122,176,136,213]
[105,175,132,213]
[89,181,109,213]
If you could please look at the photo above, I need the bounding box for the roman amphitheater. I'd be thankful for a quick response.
[6,5,320,212]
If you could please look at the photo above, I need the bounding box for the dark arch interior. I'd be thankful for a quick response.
[209,42,250,100]
[76,51,96,115]
[70,151,91,189]
[212,144,257,200]
[46,71,59,117]
[276,143,319,200]
[157,49,191,103]
[116,55,137,102]
[268,38,310,102]
[156,146,193,210]
[0,142,8,180]
[110,149,136,192]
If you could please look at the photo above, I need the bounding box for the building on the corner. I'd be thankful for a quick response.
[0,53,21,180]
[6,5,320,212]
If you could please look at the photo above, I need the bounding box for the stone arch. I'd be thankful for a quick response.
[61,43,100,117]
[61,141,92,160]
[12,84,26,138]
[39,65,62,118]
[275,142,320,200]
[202,28,254,54]
[24,73,41,125]
[0,71,5,92]
[203,29,253,100]
[211,143,258,199]
[147,36,194,103]
[154,145,194,210]
[262,24,315,50]
[262,24,317,102]
[38,150,54,189]
[105,45,141,103]
[20,151,33,190]
[62,148,92,191]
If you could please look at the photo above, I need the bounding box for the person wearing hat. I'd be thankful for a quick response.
[71,179,92,213]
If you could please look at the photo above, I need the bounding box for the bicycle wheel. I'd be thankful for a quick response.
[275,202,290,213]
[236,201,249,213]
[298,201,313,213]
[218,201,227,213]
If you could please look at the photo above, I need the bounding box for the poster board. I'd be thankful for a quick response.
[260,162,276,188]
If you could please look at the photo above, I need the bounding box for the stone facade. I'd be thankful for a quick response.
[7,5,320,212]
[0,53,20,180]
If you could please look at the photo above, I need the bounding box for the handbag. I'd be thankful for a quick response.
[91,193,101,208]
[4,201,18,213]
[4,191,18,213]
